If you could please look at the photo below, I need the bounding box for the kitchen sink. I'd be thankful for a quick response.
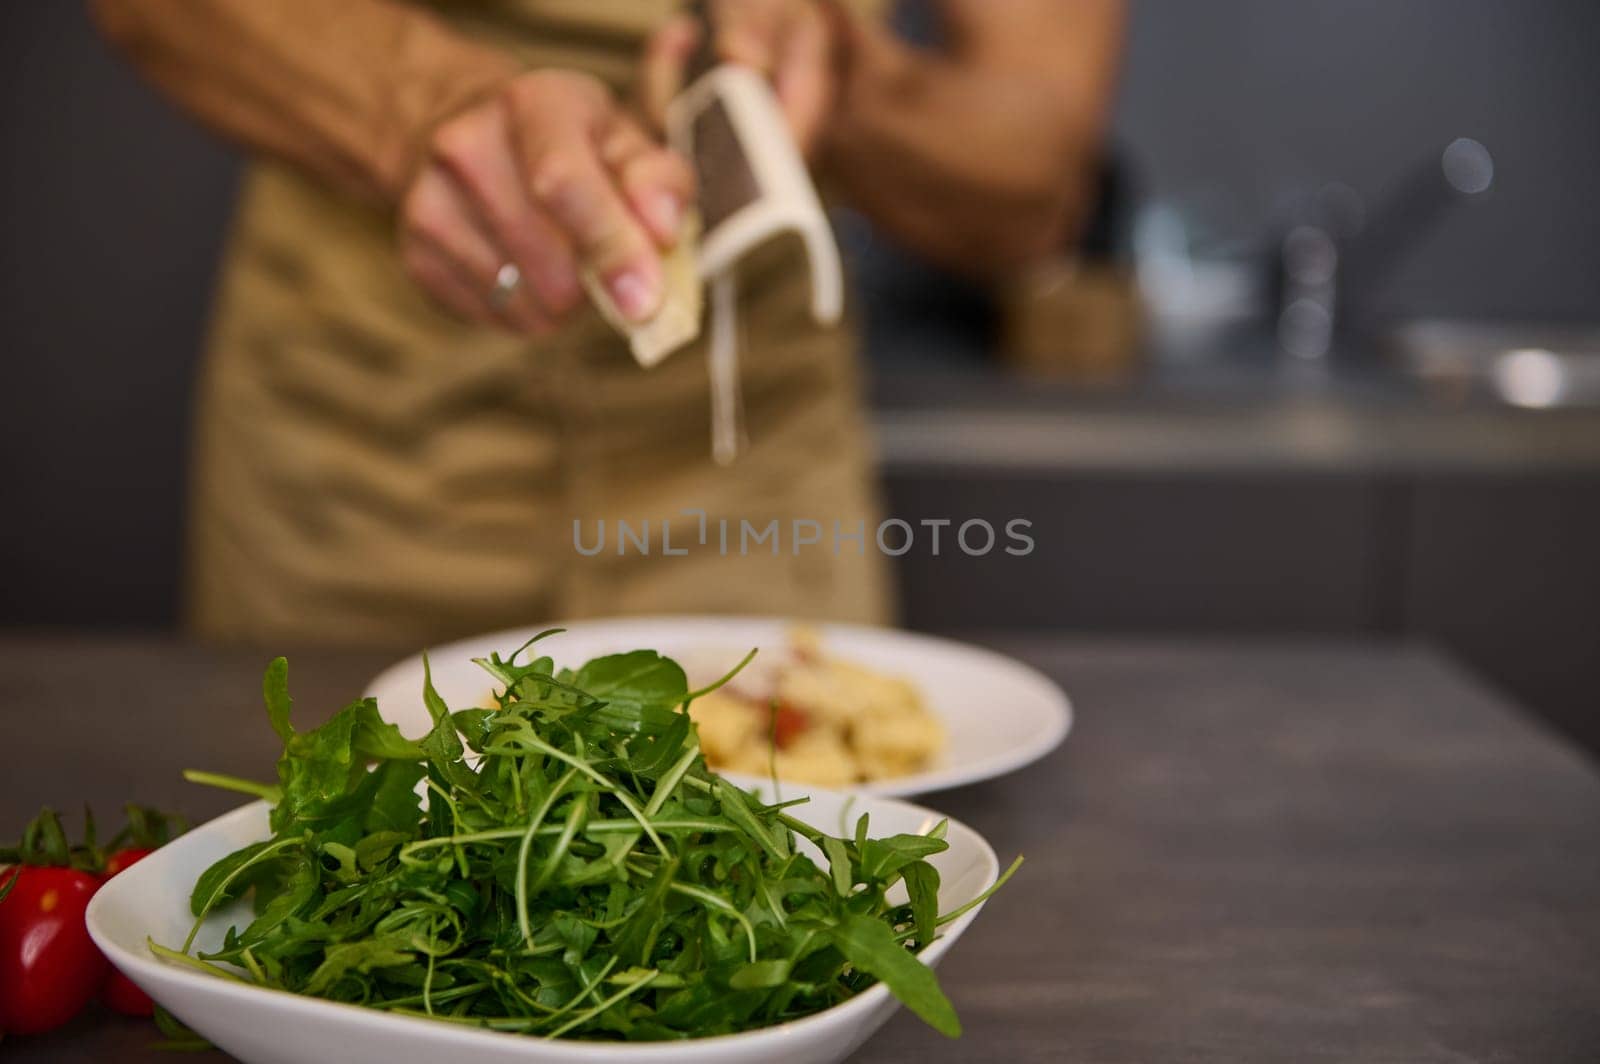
[1386,320,1600,409]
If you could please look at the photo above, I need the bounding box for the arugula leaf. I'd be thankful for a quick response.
[303,938,416,995]
[902,859,941,948]
[611,857,679,967]
[629,712,692,780]
[828,914,961,1037]
[360,761,425,833]
[151,1004,211,1051]
[728,959,791,990]
[270,700,424,834]
[858,832,949,881]
[713,779,786,860]
[235,853,319,947]
[822,835,854,898]
[263,657,294,743]
[574,651,688,717]
[188,838,297,919]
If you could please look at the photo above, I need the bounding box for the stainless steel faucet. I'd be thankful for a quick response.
[1275,138,1495,360]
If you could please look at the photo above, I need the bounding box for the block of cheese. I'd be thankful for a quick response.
[583,212,703,368]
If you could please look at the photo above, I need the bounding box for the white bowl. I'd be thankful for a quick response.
[87,788,1000,1064]
[364,617,1072,797]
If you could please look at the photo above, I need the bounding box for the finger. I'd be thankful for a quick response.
[399,235,499,327]
[401,167,550,333]
[775,2,831,153]
[521,124,666,322]
[600,117,695,246]
[430,102,582,318]
[714,0,784,72]
[639,14,700,134]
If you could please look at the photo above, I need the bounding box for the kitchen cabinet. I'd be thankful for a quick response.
[886,471,1382,633]
[877,392,1600,753]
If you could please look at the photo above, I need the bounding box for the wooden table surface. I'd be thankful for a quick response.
[2,634,1598,1062]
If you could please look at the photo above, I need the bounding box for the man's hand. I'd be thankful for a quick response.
[640,0,835,157]
[398,70,694,333]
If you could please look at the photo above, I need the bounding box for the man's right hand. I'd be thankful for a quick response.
[398,70,694,334]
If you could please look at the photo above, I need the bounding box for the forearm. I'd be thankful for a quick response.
[92,0,518,204]
[822,0,1123,275]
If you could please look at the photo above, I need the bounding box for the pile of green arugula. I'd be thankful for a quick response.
[158,634,1018,1041]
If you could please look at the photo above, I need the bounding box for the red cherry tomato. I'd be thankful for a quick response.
[772,701,810,749]
[97,848,157,1016]
[102,847,154,878]
[0,865,109,1036]
[101,967,155,1017]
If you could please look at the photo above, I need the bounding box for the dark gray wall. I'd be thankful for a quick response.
[1,4,240,626]
[1114,0,1600,322]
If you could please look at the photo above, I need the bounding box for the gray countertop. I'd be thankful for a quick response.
[2,634,1598,1062]
[869,368,1600,474]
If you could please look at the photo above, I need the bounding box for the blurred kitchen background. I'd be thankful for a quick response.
[3,2,1597,751]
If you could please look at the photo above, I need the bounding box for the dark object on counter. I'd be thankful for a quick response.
[851,155,1137,376]
[995,260,1141,380]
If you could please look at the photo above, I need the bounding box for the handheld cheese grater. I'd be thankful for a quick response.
[667,6,844,327]
[586,6,844,463]
[667,4,845,465]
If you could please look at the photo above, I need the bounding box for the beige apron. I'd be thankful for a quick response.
[185,0,893,646]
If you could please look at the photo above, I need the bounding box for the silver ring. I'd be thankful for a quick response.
[490,263,521,309]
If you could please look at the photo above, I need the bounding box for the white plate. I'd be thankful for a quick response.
[87,788,1000,1064]
[363,617,1071,796]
